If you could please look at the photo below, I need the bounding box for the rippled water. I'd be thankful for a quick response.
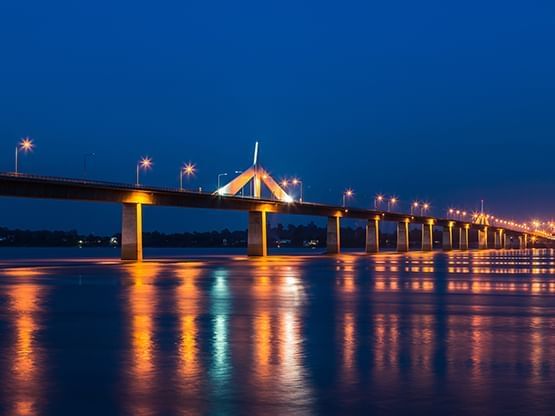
[1,249,555,415]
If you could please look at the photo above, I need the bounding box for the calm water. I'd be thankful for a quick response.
[1,248,555,415]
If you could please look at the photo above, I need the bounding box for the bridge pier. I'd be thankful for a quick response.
[121,203,143,261]
[365,217,380,253]
[397,220,409,252]
[494,229,503,249]
[459,225,469,250]
[327,216,341,254]
[442,224,453,251]
[422,221,433,251]
[247,211,267,256]
[478,227,488,250]
[518,234,528,250]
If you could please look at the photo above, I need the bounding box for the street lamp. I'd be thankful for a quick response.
[136,156,152,185]
[411,201,419,215]
[234,171,244,196]
[343,189,354,207]
[291,178,303,202]
[374,194,384,209]
[180,163,196,190]
[217,172,228,191]
[83,153,95,178]
[388,197,398,212]
[421,203,430,216]
[14,137,34,174]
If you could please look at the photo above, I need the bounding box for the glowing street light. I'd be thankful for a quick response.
[343,188,354,207]
[411,201,419,215]
[136,156,152,185]
[217,172,228,191]
[291,178,303,202]
[14,137,34,174]
[421,202,430,216]
[180,163,196,190]
[387,196,398,212]
[374,194,384,209]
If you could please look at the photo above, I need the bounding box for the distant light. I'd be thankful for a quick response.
[139,156,153,169]
[281,179,288,187]
[19,137,34,152]
[183,162,196,176]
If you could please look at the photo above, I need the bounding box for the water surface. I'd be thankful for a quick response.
[1,248,555,415]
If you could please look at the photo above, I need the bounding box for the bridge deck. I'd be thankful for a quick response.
[0,173,549,239]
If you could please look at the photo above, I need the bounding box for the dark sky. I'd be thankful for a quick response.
[1,0,554,233]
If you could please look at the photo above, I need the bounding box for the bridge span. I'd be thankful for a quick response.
[0,173,550,260]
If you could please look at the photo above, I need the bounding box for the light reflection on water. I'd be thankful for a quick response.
[1,249,555,414]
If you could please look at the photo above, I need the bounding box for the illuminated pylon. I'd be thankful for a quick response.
[214,142,293,202]
[473,199,490,226]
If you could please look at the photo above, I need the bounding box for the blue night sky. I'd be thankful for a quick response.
[1,0,554,233]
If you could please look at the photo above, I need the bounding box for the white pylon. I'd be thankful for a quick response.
[214,142,293,202]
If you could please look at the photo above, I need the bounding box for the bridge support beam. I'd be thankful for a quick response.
[248,211,267,256]
[494,229,503,249]
[442,224,453,251]
[121,203,143,261]
[327,216,341,254]
[365,218,380,253]
[459,225,469,250]
[397,220,410,252]
[478,227,488,250]
[422,222,433,251]
[518,234,528,250]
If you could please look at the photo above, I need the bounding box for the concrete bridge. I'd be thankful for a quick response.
[0,173,550,261]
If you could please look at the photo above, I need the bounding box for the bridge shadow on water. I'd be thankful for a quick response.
[0,248,555,415]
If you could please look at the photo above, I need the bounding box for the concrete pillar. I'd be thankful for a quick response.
[327,216,341,254]
[248,211,267,256]
[365,218,380,253]
[397,220,409,252]
[478,227,488,250]
[494,229,503,249]
[519,234,528,250]
[122,203,143,261]
[422,222,433,251]
[442,224,453,251]
[459,225,469,250]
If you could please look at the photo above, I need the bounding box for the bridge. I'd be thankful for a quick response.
[0,170,551,261]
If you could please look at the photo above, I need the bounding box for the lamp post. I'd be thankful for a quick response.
[421,203,430,216]
[235,170,244,196]
[387,197,398,212]
[292,178,303,202]
[374,195,384,209]
[180,163,196,190]
[14,137,34,174]
[411,201,419,215]
[136,156,152,185]
[343,189,354,207]
[217,172,228,191]
[83,153,95,178]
